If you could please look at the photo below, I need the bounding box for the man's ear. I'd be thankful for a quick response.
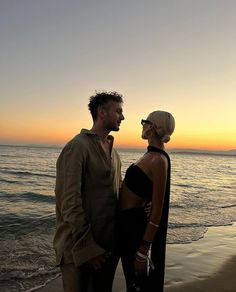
[97,106,107,119]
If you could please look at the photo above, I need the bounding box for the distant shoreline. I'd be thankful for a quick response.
[169,150,236,157]
[0,144,235,156]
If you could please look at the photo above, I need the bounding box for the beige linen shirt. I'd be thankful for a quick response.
[53,129,122,267]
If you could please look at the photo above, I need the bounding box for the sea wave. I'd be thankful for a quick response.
[170,204,185,209]
[167,225,208,244]
[25,274,61,292]
[0,192,55,204]
[0,213,56,237]
[168,222,233,229]
[0,267,59,281]
[0,169,55,178]
[221,204,236,209]
[0,267,60,292]
[0,178,21,184]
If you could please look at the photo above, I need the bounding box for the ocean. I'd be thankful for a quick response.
[0,144,235,291]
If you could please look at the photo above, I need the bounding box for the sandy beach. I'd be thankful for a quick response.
[37,223,236,292]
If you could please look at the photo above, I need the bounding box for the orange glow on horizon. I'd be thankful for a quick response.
[0,134,235,151]
[1,119,235,151]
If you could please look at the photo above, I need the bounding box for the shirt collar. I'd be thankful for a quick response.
[80,128,114,143]
[80,128,97,136]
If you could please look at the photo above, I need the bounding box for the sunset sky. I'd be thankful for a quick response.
[1,0,235,150]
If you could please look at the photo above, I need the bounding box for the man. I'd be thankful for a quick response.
[53,91,125,292]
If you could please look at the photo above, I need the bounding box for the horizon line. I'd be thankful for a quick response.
[0,143,235,154]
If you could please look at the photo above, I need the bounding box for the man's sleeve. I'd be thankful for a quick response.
[58,142,105,266]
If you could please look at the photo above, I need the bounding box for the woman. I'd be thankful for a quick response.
[119,110,175,292]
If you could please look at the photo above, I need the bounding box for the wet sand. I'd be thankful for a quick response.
[37,223,236,292]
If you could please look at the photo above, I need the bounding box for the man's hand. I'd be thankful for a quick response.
[86,253,107,270]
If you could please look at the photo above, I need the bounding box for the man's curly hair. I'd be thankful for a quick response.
[88,91,123,120]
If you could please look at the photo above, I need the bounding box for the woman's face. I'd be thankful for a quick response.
[141,119,153,139]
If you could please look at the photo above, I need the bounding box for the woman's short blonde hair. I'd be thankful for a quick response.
[147,110,175,143]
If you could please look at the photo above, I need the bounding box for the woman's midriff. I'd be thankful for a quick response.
[119,181,147,210]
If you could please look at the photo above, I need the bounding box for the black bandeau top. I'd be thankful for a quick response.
[123,163,152,201]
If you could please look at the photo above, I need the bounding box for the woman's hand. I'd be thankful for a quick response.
[134,256,147,276]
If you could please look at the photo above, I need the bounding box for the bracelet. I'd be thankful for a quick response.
[141,239,152,247]
[135,255,147,263]
[136,251,147,260]
[135,251,155,270]
[149,221,159,228]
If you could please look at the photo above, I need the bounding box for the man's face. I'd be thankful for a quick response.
[103,101,125,132]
